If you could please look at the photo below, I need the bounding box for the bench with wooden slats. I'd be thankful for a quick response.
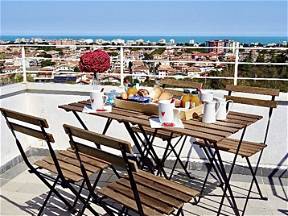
[35,149,110,182]
[98,170,199,216]
[194,138,267,158]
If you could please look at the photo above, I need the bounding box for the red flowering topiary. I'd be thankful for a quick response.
[79,50,110,73]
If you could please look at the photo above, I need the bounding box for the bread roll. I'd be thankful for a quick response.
[152,87,163,101]
[158,91,173,101]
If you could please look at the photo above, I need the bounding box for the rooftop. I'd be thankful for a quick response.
[0,42,288,215]
[0,82,287,215]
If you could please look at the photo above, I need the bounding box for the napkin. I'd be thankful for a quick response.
[149,117,184,129]
[82,104,112,113]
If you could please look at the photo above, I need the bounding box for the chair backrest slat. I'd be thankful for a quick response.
[163,89,185,97]
[0,107,49,128]
[63,124,132,153]
[64,124,141,213]
[225,85,280,96]
[160,78,202,89]
[9,122,55,143]
[225,95,277,108]
[70,141,127,167]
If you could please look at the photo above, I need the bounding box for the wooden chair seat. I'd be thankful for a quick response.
[132,126,181,141]
[98,170,199,216]
[195,138,267,158]
[35,149,110,182]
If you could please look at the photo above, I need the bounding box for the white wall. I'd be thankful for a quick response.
[1,83,287,169]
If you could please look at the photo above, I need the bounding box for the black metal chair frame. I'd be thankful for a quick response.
[0,108,100,215]
[64,124,185,216]
[195,91,277,216]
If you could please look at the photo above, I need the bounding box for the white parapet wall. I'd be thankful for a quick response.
[1,83,287,173]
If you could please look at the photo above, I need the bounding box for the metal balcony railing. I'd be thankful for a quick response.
[0,43,287,86]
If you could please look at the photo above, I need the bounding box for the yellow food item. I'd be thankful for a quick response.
[181,94,190,108]
[128,93,134,98]
[127,87,138,96]
[158,91,173,101]
[152,87,163,101]
[121,92,128,100]
[190,95,201,107]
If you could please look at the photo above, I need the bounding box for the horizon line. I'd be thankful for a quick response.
[1,34,287,37]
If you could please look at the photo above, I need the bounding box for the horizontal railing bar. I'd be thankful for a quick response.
[6,56,288,66]
[1,44,288,50]
[19,71,288,81]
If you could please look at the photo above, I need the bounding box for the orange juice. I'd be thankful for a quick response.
[190,91,201,107]
[181,90,191,108]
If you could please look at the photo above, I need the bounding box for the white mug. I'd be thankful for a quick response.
[200,91,214,102]
[202,100,218,124]
[214,97,233,120]
[158,100,175,123]
[90,90,108,110]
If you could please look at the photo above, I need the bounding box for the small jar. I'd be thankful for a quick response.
[190,90,201,107]
[181,90,191,108]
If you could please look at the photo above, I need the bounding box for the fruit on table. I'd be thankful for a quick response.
[127,87,138,96]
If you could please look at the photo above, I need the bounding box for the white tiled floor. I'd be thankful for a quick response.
[0,162,287,216]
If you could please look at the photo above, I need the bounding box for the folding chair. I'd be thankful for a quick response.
[194,85,279,215]
[0,108,109,215]
[131,78,203,178]
[64,124,200,216]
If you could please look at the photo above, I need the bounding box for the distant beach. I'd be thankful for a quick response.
[1,35,287,44]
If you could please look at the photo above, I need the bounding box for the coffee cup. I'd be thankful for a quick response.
[158,100,175,124]
[90,90,108,110]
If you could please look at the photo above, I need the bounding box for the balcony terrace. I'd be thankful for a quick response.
[1,81,287,215]
[0,44,287,215]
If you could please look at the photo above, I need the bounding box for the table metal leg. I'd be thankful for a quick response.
[138,125,169,179]
[102,118,113,135]
[215,127,247,216]
[72,111,99,149]
[200,145,237,210]
[168,136,194,180]
[123,122,156,172]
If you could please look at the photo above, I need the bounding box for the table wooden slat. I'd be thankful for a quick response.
[59,100,263,143]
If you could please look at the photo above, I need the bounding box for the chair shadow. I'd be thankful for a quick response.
[268,153,288,202]
[278,209,288,215]
[1,190,75,216]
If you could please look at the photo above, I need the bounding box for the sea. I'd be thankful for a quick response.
[0,35,287,44]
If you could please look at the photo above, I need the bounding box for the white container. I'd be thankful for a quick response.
[200,92,214,102]
[158,100,175,123]
[214,97,234,120]
[202,100,218,123]
[90,90,108,110]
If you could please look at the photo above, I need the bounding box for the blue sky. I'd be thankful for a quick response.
[1,0,287,36]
